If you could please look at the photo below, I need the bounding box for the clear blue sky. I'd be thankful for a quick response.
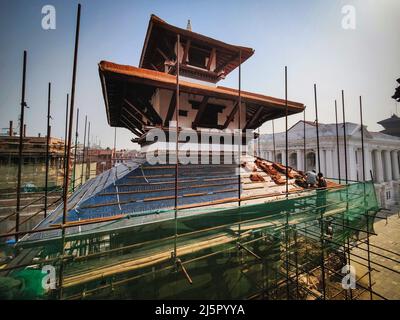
[1,0,399,149]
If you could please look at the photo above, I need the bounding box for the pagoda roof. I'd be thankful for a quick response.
[377,114,400,125]
[139,15,254,82]
[98,61,305,136]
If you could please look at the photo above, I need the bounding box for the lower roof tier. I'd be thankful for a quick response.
[98,61,305,138]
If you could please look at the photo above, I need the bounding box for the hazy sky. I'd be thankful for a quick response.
[1,0,399,149]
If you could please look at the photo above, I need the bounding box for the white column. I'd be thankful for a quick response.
[325,149,333,178]
[374,150,384,183]
[332,146,339,180]
[383,150,392,182]
[391,150,399,180]
[281,150,286,165]
[365,148,373,181]
[348,146,357,181]
[296,150,303,172]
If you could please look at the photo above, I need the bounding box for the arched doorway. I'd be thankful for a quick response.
[306,152,316,171]
[289,152,297,169]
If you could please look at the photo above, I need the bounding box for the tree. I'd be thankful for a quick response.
[392,78,400,102]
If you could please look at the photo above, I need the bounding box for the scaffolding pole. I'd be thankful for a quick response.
[80,115,87,186]
[15,50,27,241]
[72,108,79,192]
[44,82,51,218]
[335,100,341,184]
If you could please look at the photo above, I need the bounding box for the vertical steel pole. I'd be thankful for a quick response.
[360,96,373,300]
[335,100,341,183]
[60,4,81,299]
[285,67,289,197]
[303,109,306,172]
[272,120,276,162]
[174,34,180,259]
[113,127,117,166]
[80,115,87,186]
[63,94,69,179]
[314,84,321,174]
[284,66,290,300]
[72,108,79,192]
[238,50,242,205]
[63,2,81,224]
[15,50,27,241]
[342,90,348,184]
[44,82,51,218]
[87,121,91,180]
[257,127,260,157]
[342,89,352,299]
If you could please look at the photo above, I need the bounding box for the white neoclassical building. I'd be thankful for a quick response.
[258,121,400,208]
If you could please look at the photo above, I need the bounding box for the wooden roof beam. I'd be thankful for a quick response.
[192,96,210,129]
[124,98,152,124]
[215,52,238,74]
[120,116,144,137]
[136,96,163,125]
[164,91,177,127]
[156,47,169,61]
[223,102,239,129]
[207,48,216,71]
[244,106,264,130]
[150,63,159,71]
[182,40,191,64]
[122,106,147,127]
[121,113,143,132]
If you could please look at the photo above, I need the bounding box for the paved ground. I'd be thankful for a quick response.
[351,205,400,300]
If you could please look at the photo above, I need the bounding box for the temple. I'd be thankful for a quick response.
[378,114,400,137]
[99,15,305,148]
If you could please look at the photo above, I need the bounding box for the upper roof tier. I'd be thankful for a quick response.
[139,15,255,83]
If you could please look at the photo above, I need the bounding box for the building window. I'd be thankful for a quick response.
[386,190,391,200]
[179,110,188,117]
[188,46,208,69]
[190,101,225,128]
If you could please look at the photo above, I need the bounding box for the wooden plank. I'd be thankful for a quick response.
[62,232,238,289]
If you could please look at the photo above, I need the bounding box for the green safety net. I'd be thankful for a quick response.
[0,180,379,299]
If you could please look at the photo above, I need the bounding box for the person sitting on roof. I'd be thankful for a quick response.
[316,172,328,217]
[305,170,317,188]
[317,172,327,189]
